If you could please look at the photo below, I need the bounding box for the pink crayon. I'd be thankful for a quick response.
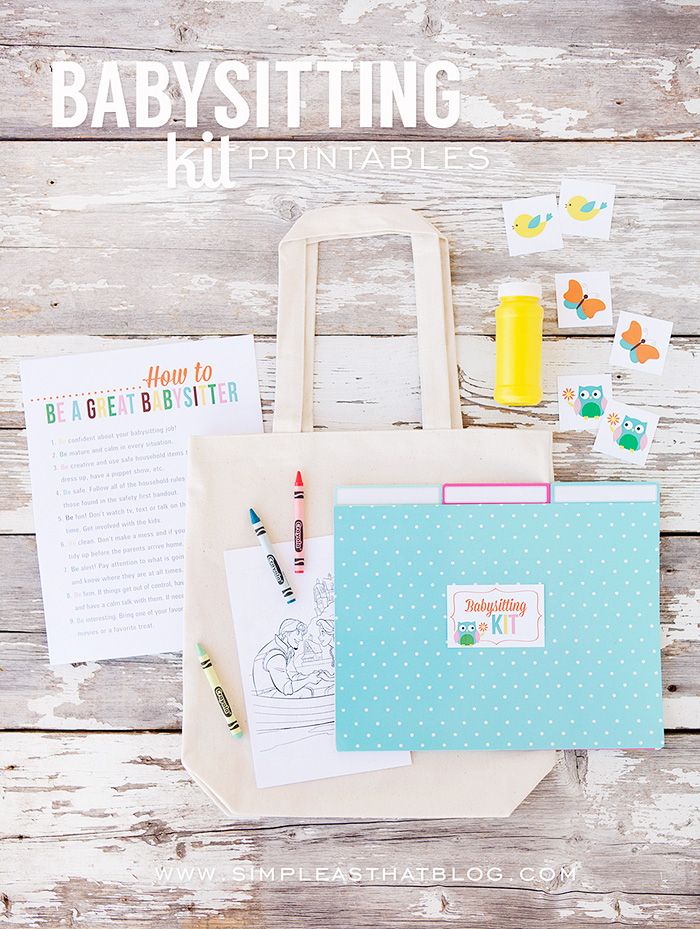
[293,470,305,574]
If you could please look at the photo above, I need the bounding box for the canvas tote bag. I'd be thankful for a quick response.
[182,205,557,817]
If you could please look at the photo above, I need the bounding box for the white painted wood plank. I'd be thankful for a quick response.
[2,2,699,140]
[1,732,699,927]
[0,637,182,731]
[2,142,699,335]
[1,336,698,530]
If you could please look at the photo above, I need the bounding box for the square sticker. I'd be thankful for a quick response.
[593,401,660,467]
[555,271,613,328]
[559,178,616,240]
[447,584,545,649]
[609,311,673,376]
[502,194,563,256]
[557,374,613,432]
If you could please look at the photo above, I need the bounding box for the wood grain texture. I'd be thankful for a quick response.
[0,534,696,731]
[1,142,700,336]
[2,335,698,531]
[2,732,699,927]
[2,6,699,920]
[1,1,699,141]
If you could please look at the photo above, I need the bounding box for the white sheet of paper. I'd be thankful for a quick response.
[555,271,613,328]
[559,178,616,240]
[501,194,563,256]
[609,311,673,376]
[224,535,411,789]
[21,336,263,664]
[592,401,659,467]
[557,374,613,432]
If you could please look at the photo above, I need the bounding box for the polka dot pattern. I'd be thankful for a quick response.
[334,502,664,752]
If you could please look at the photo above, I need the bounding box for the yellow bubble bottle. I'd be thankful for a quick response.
[494,281,543,406]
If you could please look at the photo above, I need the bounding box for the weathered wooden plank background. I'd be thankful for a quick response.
[1,1,700,140]
[1,334,699,533]
[2,142,700,336]
[1,2,699,927]
[1,732,699,928]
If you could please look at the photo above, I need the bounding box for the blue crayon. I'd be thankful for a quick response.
[249,508,296,604]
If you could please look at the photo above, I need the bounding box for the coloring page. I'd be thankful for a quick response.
[224,535,410,788]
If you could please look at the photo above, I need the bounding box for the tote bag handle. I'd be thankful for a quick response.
[272,204,462,433]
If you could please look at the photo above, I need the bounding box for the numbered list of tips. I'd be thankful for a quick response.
[20,337,262,663]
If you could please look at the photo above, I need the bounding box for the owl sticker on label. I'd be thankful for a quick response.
[454,620,479,647]
[447,584,545,649]
[593,400,660,467]
[557,374,613,433]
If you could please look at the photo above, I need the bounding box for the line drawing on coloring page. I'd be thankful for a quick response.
[224,535,410,787]
[250,574,336,749]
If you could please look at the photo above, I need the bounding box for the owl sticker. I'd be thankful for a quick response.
[593,402,658,466]
[574,385,607,421]
[455,621,479,647]
[558,376,612,433]
[613,416,648,452]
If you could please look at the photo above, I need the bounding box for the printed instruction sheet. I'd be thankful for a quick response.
[21,336,263,663]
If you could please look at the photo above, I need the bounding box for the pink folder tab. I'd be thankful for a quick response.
[442,483,551,505]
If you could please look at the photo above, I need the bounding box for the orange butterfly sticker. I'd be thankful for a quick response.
[563,279,607,321]
[619,319,660,364]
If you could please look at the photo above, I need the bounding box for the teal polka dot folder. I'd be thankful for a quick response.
[334,482,664,752]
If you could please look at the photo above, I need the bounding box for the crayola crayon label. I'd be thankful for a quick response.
[266,554,284,585]
[214,686,232,716]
